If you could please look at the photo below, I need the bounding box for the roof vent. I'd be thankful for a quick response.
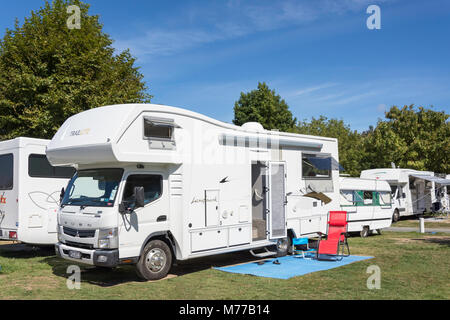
[241,122,265,133]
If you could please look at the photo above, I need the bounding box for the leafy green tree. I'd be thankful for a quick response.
[0,0,151,139]
[296,116,366,176]
[362,105,449,173]
[233,82,297,132]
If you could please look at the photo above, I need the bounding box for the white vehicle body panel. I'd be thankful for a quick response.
[0,138,73,245]
[48,104,341,263]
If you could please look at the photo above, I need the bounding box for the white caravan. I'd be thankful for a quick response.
[360,168,450,221]
[339,177,393,237]
[48,104,342,280]
[0,137,75,245]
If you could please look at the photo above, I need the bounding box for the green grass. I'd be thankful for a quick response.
[393,217,450,229]
[0,232,449,300]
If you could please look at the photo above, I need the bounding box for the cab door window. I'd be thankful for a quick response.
[122,174,162,209]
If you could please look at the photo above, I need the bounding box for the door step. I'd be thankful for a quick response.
[250,247,277,258]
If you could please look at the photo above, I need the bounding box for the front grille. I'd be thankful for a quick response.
[65,241,94,250]
[63,226,96,238]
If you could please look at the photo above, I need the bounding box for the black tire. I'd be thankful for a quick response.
[392,209,400,223]
[136,239,172,281]
[275,237,290,257]
[360,226,369,238]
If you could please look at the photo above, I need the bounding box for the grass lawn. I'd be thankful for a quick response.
[0,231,449,300]
[393,216,450,229]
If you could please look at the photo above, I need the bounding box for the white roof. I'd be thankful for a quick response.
[0,137,49,151]
[339,177,391,192]
[360,168,434,183]
[46,104,338,166]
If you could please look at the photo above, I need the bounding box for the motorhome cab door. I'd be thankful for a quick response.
[267,162,287,240]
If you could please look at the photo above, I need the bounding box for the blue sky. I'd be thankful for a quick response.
[1,0,449,131]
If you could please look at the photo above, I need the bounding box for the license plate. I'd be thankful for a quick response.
[69,250,82,259]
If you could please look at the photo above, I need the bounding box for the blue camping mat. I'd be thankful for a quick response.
[214,255,374,279]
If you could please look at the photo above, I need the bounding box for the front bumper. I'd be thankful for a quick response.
[55,242,119,268]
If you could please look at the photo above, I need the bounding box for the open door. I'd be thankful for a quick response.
[267,162,287,239]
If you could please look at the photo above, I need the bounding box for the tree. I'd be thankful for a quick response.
[0,0,151,140]
[362,105,449,173]
[233,82,296,132]
[296,116,366,176]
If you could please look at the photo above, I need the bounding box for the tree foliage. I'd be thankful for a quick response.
[233,82,296,132]
[0,0,151,139]
[233,84,449,175]
[296,116,366,177]
[362,105,449,174]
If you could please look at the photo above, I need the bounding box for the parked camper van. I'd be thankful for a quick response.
[0,137,75,245]
[339,177,393,237]
[49,104,342,280]
[360,168,450,221]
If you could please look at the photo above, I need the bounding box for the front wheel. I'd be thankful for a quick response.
[136,240,172,281]
[392,209,400,223]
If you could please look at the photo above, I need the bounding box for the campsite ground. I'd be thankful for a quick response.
[0,230,449,300]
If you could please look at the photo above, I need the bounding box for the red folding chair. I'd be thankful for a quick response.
[316,211,350,261]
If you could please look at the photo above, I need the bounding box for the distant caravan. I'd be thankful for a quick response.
[0,138,75,245]
[339,177,393,237]
[48,103,344,280]
[360,169,450,222]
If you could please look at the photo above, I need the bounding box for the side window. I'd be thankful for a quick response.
[363,191,373,205]
[379,191,392,205]
[302,154,331,179]
[143,117,175,141]
[0,153,14,190]
[354,191,364,206]
[28,154,75,178]
[122,174,162,207]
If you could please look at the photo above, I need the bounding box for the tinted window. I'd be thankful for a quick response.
[302,154,331,178]
[123,175,162,207]
[28,154,75,179]
[0,153,13,190]
[144,118,174,140]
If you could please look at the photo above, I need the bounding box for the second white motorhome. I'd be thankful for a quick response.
[0,137,75,245]
[339,177,393,237]
[48,103,342,280]
[360,168,450,221]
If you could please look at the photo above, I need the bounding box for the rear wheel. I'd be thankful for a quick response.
[275,237,290,257]
[136,240,172,281]
[360,226,370,238]
[392,209,400,223]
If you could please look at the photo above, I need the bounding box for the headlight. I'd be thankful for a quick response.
[98,227,118,249]
[57,225,65,243]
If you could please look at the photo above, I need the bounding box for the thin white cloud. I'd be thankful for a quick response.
[291,82,338,96]
[114,0,392,59]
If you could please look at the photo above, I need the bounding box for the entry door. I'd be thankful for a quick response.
[267,162,287,239]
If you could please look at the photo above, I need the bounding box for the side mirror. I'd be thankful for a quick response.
[119,203,127,214]
[134,186,145,208]
[59,187,65,204]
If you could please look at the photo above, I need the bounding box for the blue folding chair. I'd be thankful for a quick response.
[292,238,316,259]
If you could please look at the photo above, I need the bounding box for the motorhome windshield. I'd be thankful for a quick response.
[61,169,123,208]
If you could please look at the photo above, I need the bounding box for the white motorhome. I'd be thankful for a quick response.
[0,137,75,245]
[48,104,342,280]
[339,177,393,237]
[360,168,450,221]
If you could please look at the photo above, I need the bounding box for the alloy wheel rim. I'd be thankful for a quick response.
[145,248,166,272]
